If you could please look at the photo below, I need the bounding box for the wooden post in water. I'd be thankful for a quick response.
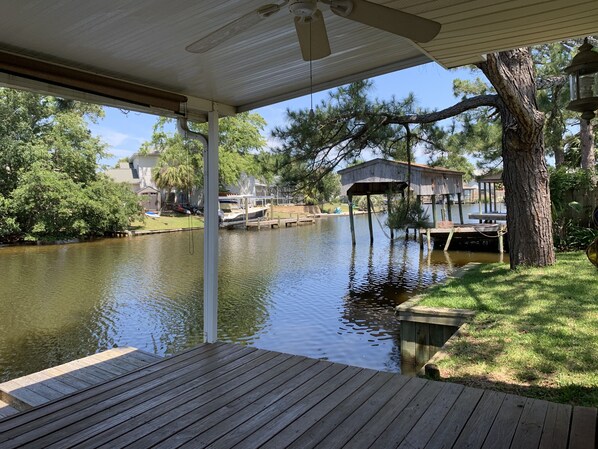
[478,181,483,223]
[445,194,452,221]
[367,194,374,245]
[387,192,394,240]
[244,197,249,227]
[457,192,464,224]
[431,195,437,228]
[348,194,356,246]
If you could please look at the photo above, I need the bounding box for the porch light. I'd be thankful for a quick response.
[565,38,598,120]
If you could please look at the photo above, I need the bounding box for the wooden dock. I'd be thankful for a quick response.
[419,224,507,253]
[223,216,315,230]
[0,342,594,448]
[0,347,161,412]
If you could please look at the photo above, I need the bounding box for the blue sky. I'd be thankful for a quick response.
[90,62,477,168]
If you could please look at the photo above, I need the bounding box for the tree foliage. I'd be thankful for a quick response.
[144,112,268,193]
[0,89,141,242]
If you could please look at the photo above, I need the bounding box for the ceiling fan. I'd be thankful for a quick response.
[186,0,441,61]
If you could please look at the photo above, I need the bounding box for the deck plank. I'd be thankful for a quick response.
[367,380,445,449]
[0,400,19,419]
[510,398,549,449]
[397,382,465,449]
[424,386,484,449]
[313,374,412,449]
[452,389,506,449]
[0,343,595,449]
[538,402,572,449]
[481,394,528,449]
[568,406,597,449]
[106,356,324,449]
[57,350,291,449]
[204,363,349,449]
[259,368,380,449]
[0,347,162,411]
[341,376,428,448]
[0,342,227,443]
[7,345,256,449]
[212,364,356,449]
[286,371,395,449]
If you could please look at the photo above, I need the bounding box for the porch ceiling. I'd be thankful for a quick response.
[0,1,597,119]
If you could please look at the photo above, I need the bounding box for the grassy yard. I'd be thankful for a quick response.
[129,215,204,231]
[418,252,598,407]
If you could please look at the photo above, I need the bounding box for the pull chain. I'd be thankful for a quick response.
[309,19,315,119]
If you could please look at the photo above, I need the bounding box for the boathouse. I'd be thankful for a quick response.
[339,159,465,244]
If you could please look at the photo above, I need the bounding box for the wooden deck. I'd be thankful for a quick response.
[0,342,595,448]
[0,347,161,412]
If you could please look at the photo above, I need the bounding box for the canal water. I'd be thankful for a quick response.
[0,212,504,381]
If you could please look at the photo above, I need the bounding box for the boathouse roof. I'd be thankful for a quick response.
[338,158,464,197]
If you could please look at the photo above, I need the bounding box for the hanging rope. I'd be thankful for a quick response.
[372,202,404,242]
[182,112,195,256]
[403,124,412,215]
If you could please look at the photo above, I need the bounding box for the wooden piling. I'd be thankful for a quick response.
[244,197,249,227]
[431,195,437,228]
[444,227,454,251]
[348,195,356,246]
[446,194,452,221]
[426,228,432,251]
[367,194,374,245]
[387,192,394,240]
[457,192,464,224]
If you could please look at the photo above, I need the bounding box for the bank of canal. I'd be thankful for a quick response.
[0,214,504,381]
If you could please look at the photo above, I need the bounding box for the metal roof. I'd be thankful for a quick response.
[1,1,597,119]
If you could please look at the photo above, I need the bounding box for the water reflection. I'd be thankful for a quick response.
[0,213,505,380]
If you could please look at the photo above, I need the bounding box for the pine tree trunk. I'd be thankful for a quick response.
[479,49,555,268]
[580,118,596,184]
[501,106,555,268]
[554,145,565,167]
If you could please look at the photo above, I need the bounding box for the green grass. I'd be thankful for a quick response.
[418,252,598,407]
[129,215,204,231]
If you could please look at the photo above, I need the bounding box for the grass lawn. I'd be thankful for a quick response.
[418,252,598,407]
[129,215,204,231]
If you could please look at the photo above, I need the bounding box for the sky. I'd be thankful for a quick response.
[89,62,478,168]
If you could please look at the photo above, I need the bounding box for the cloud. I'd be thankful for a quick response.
[90,125,147,148]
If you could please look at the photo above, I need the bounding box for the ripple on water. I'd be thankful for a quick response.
[0,213,506,379]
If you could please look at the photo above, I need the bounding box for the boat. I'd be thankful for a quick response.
[144,211,160,218]
[218,196,269,225]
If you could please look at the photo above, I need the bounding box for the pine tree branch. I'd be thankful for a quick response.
[383,94,499,124]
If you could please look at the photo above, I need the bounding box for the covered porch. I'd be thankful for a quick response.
[1,1,597,446]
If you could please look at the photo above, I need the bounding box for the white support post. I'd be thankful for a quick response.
[204,109,219,343]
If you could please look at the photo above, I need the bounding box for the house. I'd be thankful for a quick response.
[104,153,161,211]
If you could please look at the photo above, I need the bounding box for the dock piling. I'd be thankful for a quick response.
[367,194,374,245]
[348,195,356,246]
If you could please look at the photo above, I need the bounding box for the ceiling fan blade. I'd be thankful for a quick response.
[186,4,283,53]
[294,9,331,61]
[329,0,441,43]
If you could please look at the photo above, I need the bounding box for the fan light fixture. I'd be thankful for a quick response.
[565,38,598,121]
